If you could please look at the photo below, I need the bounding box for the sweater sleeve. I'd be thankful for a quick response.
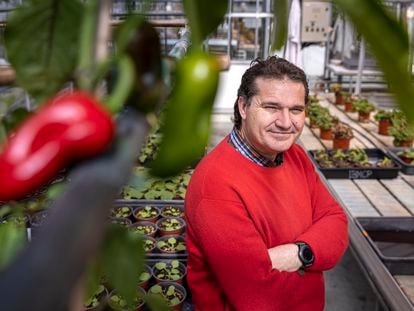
[187,197,303,311]
[295,159,349,271]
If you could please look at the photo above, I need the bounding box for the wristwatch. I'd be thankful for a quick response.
[295,242,314,268]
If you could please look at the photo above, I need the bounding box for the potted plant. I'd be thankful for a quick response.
[108,288,146,311]
[160,206,184,218]
[134,205,160,223]
[308,102,328,129]
[389,116,414,147]
[156,217,185,236]
[352,99,376,122]
[138,265,152,290]
[374,110,394,135]
[129,221,157,237]
[315,113,334,140]
[156,235,187,254]
[344,93,354,112]
[142,236,156,253]
[148,282,187,311]
[110,206,133,220]
[83,285,108,311]
[347,148,370,167]
[376,156,394,168]
[110,218,132,227]
[396,149,414,164]
[151,260,187,284]
[331,84,344,105]
[333,122,354,149]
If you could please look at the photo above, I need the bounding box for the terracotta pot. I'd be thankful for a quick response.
[393,139,413,147]
[358,111,371,123]
[320,128,333,140]
[378,119,391,135]
[335,92,344,105]
[344,100,353,112]
[333,138,351,149]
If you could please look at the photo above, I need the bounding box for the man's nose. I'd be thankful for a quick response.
[274,109,292,130]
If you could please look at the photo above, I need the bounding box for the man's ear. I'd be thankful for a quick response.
[238,97,248,120]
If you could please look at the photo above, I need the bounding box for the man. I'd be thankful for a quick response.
[185,56,348,311]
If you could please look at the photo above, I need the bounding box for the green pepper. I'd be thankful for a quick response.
[151,51,220,177]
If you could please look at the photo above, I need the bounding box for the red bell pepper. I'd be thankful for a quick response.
[0,91,114,201]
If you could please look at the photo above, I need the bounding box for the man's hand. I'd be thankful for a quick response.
[268,243,302,272]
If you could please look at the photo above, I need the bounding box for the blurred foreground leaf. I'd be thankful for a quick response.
[271,0,288,51]
[5,0,83,103]
[0,222,26,271]
[335,0,414,122]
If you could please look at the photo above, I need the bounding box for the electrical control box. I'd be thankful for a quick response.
[301,0,332,42]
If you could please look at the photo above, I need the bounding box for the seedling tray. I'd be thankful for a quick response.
[308,149,401,179]
[386,147,414,175]
[356,217,414,275]
[113,200,187,260]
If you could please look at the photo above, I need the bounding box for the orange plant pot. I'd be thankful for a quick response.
[378,119,391,135]
[333,138,351,149]
[335,92,344,105]
[344,100,353,112]
[393,139,413,147]
[320,128,333,140]
[358,111,371,123]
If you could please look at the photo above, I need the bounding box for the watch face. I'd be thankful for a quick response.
[302,247,313,262]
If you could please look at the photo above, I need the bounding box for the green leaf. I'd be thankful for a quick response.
[334,0,414,122]
[155,262,166,270]
[4,0,83,103]
[101,225,145,306]
[271,0,288,50]
[146,292,170,311]
[0,222,26,271]
[183,0,228,47]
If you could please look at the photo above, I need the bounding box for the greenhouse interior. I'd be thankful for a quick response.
[0,0,414,310]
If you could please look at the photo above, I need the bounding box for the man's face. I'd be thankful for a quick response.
[238,77,306,160]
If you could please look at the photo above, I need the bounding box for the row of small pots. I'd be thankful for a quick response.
[1,206,185,231]
[141,235,186,254]
[127,217,186,238]
[111,205,184,223]
[85,280,187,311]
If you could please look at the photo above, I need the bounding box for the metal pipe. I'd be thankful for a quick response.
[355,38,365,96]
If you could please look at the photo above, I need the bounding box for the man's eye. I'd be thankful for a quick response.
[291,108,304,114]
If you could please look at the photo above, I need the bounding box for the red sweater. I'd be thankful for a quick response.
[185,138,348,311]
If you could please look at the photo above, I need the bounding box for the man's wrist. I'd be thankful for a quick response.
[295,242,314,268]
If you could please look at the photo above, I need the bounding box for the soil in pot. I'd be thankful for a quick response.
[156,235,187,254]
[156,217,185,236]
[134,205,160,223]
[148,282,186,311]
[152,260,187,285]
